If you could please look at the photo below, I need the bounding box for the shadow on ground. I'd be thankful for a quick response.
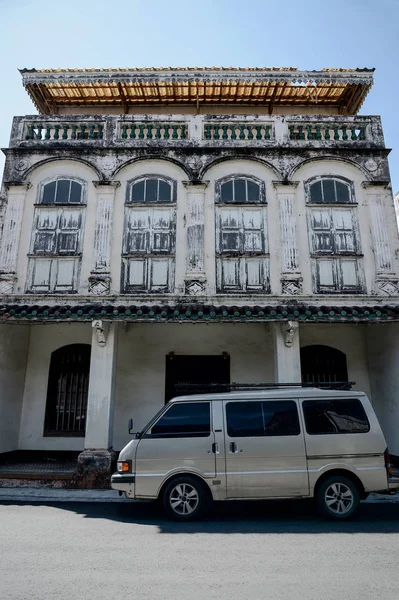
[1,498,398,534]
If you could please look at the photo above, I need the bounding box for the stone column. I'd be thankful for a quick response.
[273,182,302,295]
[364,183,398,295]
[272,321,301,383]
[0,183,30,294]
[77,321,119,487]
[182,181,208,295]
[88,181,120,295]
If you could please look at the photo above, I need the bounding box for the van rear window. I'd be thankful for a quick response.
[302,399,370,435]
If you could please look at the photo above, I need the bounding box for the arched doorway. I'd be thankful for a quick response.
[44,344,91,436]
[300,345,348,385]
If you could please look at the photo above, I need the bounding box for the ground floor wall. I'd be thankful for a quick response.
[366,323,399,457]
[0,324,30,453]
[1,320,398,458]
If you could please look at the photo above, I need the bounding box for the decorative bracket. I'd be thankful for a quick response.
[281,320,299,347]
[92,320,109,347]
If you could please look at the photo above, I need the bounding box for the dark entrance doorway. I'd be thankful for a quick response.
[165,354,230,402]
[300,345,348,385]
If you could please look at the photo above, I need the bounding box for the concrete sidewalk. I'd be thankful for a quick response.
[0,487,398,504]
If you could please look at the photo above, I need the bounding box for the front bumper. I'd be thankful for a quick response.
[388,477,399,492]
[110,473,136,497]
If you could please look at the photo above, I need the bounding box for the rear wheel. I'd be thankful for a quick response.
[316,475,360,520]
[162,476,210,521]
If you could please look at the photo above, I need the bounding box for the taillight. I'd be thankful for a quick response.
[384,448,392,477]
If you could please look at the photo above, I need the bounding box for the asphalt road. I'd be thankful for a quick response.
[0,499,398,600]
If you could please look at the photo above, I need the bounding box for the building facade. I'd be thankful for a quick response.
[1,67,399,486]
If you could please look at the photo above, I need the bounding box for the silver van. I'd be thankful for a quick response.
[111,387,399,520]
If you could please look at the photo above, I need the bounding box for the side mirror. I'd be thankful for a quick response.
[128,418,135,434]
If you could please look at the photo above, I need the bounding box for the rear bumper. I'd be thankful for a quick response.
[110,473,135,497]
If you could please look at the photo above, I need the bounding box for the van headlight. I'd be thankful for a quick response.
[117,460,132,473]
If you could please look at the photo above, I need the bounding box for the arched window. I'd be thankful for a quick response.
[27,178,86,293]
[301,345,348,385]
[309,178,351,204]
[219,177,262,203]
[215,176,269,293]
[306,177,362,293]
[44,344,91,436]
[129,177,173,204]
[122,176,176,293]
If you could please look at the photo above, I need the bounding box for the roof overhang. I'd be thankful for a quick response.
[19,67,374,115]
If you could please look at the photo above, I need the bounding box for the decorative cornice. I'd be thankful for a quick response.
[1,303,399,323]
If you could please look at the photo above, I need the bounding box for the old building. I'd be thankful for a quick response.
[1,66,399,486]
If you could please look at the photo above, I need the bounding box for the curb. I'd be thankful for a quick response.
[0,488,397,504]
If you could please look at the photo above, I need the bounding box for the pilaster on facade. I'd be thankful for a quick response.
[0,183,31,294]
[272,321,301,383]
[182,181,208,295]
[89,181,120,295]
[363,182,399,295]
[273,181,302,295]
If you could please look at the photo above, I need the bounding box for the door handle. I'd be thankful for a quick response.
[229,442,238,453]
[211,442,219,454]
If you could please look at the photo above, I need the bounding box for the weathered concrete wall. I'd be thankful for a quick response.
[18,324,91,451]
[112,323,275,450]
[366,323,399,456]
[0,325,30,453]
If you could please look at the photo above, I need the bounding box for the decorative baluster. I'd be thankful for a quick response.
[89,124,95,140]
[324,127,330,140]
[98,124,104,139]
[333,126,339,140]
[147,124,153,139]
[265,125,271,140]
[27,124,35,140]
[231,126,237,140]
[307,126,313,140]
[172,124,178,139]
[288,125,295,140]
[163,125,170,139]
[181,125,187,139]
[247,126,254,140]
[214,126,220,140]
[54,125,60,140]
[121,124,128,139]
[62,124,69,140]
[256,125,262,140]
[316,125,322,140]
[239,125,245,139]
[80,124,86,139]
[351,127,357,140]
[204,124,212,140]
[45,125,51,140]
[35,125,42,140]
[71,125,77,140]
[154,124,161,139]
[138,124,145,139]
[130,124,136,139]
[359,127,366,140]
[342,125,348,140]
[222,125,228,140]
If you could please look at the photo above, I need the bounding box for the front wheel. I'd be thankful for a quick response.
[316,475,360,520]
[162,476,210,521]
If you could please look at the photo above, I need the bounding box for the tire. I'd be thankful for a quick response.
[316,475,360,520]
[162,475,210,521]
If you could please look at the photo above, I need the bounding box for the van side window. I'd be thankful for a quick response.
[302,399,370,435]
[226,401,300,437]
[149,402,211,438]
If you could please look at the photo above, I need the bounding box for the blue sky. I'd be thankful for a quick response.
[1,0,398,191]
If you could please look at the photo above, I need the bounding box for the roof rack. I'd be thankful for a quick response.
[175,382,355,391]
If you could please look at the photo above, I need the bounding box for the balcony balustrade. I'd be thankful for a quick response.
[10,115,384,149]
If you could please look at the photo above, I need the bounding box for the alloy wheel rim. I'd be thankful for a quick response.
[325,482,354,514]
[169,483,199,515]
